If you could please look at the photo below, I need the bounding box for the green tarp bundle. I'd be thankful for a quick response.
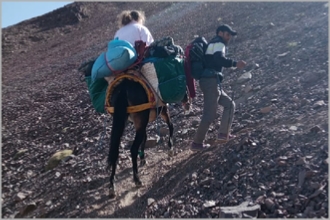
[153,56,187,103]
[84,76,107,113]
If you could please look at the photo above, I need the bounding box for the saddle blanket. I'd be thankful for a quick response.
[104,62,164,103]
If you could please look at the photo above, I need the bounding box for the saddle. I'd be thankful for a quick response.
[104,40,166,114]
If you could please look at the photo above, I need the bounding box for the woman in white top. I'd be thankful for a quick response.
[114,10,154,46]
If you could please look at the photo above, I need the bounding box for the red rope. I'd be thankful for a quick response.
[104,53,122,75]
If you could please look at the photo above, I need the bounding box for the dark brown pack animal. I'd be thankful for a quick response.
[80,40,191,198]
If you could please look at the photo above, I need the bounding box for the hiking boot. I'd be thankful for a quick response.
[217,133,236,142]
[190,142,209,151]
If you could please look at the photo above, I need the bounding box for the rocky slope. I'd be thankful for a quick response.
[2,2,328,218]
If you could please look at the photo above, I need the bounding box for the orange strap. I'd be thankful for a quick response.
[105,102,156,114]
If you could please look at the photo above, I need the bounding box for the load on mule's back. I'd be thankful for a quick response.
[78,10,192,198]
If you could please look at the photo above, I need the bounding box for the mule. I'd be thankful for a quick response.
[78,44,191,198]
[107,76,190,198]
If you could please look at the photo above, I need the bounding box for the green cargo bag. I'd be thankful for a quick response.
[85,76,108,113]
[153,56,187,103]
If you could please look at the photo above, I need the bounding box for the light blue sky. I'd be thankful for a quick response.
[1,1,72,28]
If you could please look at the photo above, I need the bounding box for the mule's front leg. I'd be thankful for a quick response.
[160,106,174,156]
[181,93,192,114]
[139,132,147,167]
[168,120,174,149]
[131,151,142,186]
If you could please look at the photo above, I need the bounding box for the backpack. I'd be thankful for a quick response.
[152,55,187,103]
[146,36,184,58]
[141,37,188,103]
[184,36,208,80]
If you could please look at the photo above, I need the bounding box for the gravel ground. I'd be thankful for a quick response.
[2,2,328,218]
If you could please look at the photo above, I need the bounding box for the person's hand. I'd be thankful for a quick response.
[236,60,246,69]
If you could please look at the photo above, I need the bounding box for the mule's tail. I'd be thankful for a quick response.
[109,80,128,167]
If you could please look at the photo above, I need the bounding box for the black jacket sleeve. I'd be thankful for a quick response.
[213,51,237,69]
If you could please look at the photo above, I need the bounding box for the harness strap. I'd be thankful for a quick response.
[106,102,156,114]
[104,53,122,75]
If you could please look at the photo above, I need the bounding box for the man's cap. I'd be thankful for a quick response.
[216,24,237,36]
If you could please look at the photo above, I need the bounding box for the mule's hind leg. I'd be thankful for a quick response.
[139,132,147,166]
[108,141,120,198]
[131,111,149,186]
[160,106,174,156]
[109,112,128,197]
[131,129,146,186]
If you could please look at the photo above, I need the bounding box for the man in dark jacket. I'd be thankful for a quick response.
[191,24,246,151]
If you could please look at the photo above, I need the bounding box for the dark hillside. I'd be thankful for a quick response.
[2,2,328,218]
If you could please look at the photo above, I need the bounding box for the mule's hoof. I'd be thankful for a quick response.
[135,180,143,187]
[167,149,175,157]
[109,188,116,199]
[140,159,146,167]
